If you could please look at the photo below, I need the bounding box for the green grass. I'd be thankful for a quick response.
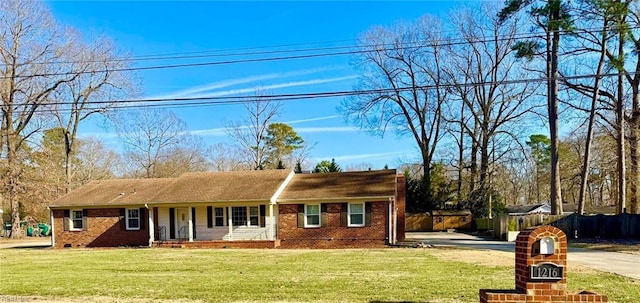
[0,248,638,302]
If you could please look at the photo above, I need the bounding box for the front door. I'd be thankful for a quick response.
[176,208,189,240]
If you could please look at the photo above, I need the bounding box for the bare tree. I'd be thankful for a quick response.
[75,136,120,182]
[447,5,538,203]
[0,0,81,238]
[52,34,136,192]
[210,142,247,172]
[499,0,574,215]
[559,0,613,214]
[111,108,207,178]
[226,90,281,170]
[342,16,448,201]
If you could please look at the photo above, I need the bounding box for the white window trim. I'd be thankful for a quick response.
[214,207,225,227]
[70,209,84,231]
[304,204,321,228]
[249,206,259,227]
[348,203,365,227]
[126,208,141,231]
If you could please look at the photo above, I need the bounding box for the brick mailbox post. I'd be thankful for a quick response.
[479,225,607,303]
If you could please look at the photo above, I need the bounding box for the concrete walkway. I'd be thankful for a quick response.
[406,232,640,280]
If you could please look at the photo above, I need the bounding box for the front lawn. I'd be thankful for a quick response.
[0,248,638,302]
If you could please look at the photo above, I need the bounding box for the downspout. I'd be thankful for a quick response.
[391,198,398,244]
[388,198,393,245]
[48,207,55,248]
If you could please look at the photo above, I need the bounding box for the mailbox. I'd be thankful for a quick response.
[532,236,555,255]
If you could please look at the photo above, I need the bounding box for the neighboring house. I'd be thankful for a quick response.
[506,203,551,216]
[48,169,405,249]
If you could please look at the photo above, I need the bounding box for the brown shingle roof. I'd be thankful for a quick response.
[278,169,397,202]
[50,170,293,208]
[50,178,175,208]
[157,170,292,203]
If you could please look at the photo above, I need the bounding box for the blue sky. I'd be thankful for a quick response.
[46,1,464,170]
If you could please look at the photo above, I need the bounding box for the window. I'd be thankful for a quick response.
[71,210,84,231]
[231,207,247,226]
[348,203,365,227]
[249,206,259,226]
[126,208,140,230]
[215,207,224,226]
[462,216,467,222]
[436,216,443,223]
[305,204,320,227]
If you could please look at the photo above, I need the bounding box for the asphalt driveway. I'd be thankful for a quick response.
[406,232,640,280]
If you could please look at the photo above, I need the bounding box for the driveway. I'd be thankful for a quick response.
[407,232,640,280]
[0,237,51,249]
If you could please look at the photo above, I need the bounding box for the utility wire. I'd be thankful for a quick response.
[36,70,635,114]
[2,24,635,75]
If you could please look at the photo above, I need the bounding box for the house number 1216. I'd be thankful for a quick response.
[530,263,563,280]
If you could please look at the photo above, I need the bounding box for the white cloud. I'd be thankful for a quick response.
[149,67,347,99]
[283,115,340,124]
[189,125,357,137]
[184,75,357,99]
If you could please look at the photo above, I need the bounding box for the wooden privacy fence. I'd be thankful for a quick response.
[491,214,566,240]
[550,213,640,239]
[405,213,433,232]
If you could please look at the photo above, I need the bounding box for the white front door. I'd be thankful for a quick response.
[176,208,189,240]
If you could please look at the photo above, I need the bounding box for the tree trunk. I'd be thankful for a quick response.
[422,150,432,210]
[630,95,640,214]
[617,63,627,213]
[469,139,478,193]
[458,104,464,203]
[577,27,607,215]
[548,26,563,215]
[7,125,22,239]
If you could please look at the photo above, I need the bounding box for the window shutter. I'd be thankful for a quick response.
[191,208,196,239]
[140,208,146,230]
[260,205,266,227]
[321,204,327,227]
[365,202,372,227]
[120,208,126,230]
[340,203,348,226]
[169,208,175,239]
[207,206,213,228]
[297,204,304,228]
[82,209,88,231]
[63,210,70,231]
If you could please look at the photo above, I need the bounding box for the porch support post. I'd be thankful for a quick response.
[269,203,275,240]
[188,206,193,242]
[49,208,55,247]
[227,206,233,240]
[148,206,155,247]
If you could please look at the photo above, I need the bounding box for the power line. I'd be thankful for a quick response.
[2,24,633,78]
[37,70,636,114]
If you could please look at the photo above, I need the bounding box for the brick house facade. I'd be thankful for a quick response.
[278,202,388,248]
[49,169,405,249]
[52,208,149,248]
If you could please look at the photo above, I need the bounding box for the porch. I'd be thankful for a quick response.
[149,204,278,244]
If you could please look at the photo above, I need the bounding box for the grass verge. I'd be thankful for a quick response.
[569,239,640,255]
[0,247,638,302]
